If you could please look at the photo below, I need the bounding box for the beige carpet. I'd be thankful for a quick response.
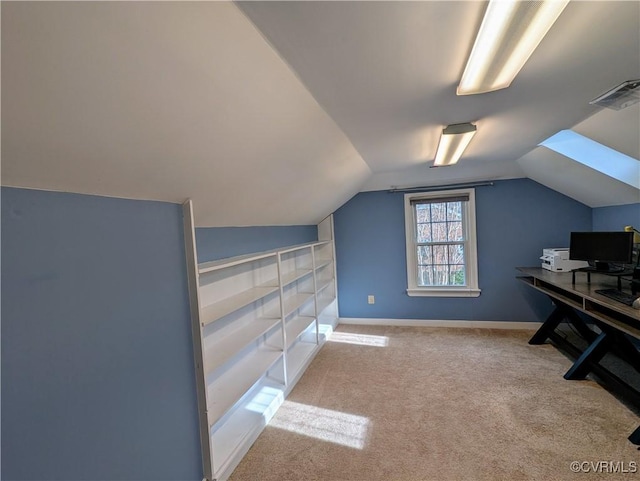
[229,325,640,481]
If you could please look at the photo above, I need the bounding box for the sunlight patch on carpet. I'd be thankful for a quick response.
[245,385,285,423]
[269,400,370,449]
[328,331,389,347]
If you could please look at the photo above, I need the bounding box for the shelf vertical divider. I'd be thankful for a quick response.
[317,214,339,329]
[182,199,214,481]
[311,245,320,345]
[276,251,288,387]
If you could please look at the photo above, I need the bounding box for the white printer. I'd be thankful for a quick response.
[540,248,589,272]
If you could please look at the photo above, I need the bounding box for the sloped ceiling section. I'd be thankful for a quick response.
[1,2,370,226]
[238,1,640,198]
[517,148,640,208]
[3,1,639,222]
[518,103,640,207]
[573,100,640,161]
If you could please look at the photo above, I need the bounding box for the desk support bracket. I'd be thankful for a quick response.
[564,332,608,380]
[528,307,565,345]
[529,302,597,346]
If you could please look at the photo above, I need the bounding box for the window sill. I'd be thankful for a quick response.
[406,287,481,298]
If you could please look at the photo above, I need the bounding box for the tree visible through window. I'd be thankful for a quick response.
[414,199,466,286]
[404,188,480,297]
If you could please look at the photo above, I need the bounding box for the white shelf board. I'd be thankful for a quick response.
[211,379,284,480]
[199,251,278,274]
[279,244,313,255]
[198,240,329,275]
[200,285,279,326]
[280,268,313,288]
[207,347,283,426]
[282,292,315,318]
[286,340,318,380]
[317,279,334,294]
[314,259,332,271]
[285,316,316,348]
[317,295,337,315]
[204,318,282,375]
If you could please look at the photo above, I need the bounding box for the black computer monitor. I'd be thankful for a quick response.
[569,231,634,272]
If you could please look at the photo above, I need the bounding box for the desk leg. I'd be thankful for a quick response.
[564,310,598,344]
[599,326,640,372]
[529,307,566,345]
[564,332,608,380]
[529,298,597,346]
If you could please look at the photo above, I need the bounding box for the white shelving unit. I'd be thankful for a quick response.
[182,202,339,481]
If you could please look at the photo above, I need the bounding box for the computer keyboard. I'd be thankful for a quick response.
[594,288,639,306]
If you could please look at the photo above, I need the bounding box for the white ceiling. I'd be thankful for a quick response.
[1,1,370,226]
[518,103,640,207]
[2,1,639,226]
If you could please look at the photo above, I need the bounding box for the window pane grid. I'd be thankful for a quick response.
[414,200,467,287]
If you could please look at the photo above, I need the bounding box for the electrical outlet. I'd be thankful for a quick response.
[368,295,375,304]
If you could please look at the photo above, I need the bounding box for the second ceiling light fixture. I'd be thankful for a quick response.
[435,0,570,166]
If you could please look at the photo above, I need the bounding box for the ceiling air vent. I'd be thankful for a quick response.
[589,79,640,110]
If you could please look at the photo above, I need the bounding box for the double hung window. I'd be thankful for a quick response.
[404,188,480,297]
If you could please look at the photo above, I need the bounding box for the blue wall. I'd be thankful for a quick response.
[333,179,592,322]
[1,182,630,480]
[1,188,202,481]
[592,203,640,231]
[196,225,317,262]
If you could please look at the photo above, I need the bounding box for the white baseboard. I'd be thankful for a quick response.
[338,318,542,330]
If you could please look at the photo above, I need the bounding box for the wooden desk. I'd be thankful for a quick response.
[517,267,640,443]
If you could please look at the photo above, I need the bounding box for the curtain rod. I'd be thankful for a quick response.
[388,181,494,194]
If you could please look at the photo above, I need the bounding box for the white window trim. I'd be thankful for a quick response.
[404,188,481,298]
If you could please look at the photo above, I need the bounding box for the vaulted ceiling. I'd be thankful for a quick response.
[2,1,639,226]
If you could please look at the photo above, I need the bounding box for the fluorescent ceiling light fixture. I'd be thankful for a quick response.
[458,0,569,95]
[540,130,640,189]
[433,123,477,167]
